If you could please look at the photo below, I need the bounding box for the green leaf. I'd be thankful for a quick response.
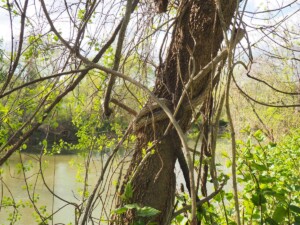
[136,206,160,217]
[113,207,128,215]
[133,221,146,225]
[122,182,133,200]
[214,192,223,202]
[53,35,59,42]
[259,175,275,183]
[268,142,277,148]
[77,9,85,20]
[290,205,300,214]
[112,203,139,215]
[262,188,276,196]
[226,160,232,168]
[272,205,287,223]
[225,192,233,201]
[221,151,229,158]
[228,221,237,225]
[251,193,267,206]
[22,143,27,150]
[124,203,139,209]
[265,217,278,225]
[253,130,265,142]
[252,163,268,171]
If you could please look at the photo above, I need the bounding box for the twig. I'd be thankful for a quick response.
[172,178,227,218]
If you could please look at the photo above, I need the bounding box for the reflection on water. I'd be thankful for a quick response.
[0,152,119,225]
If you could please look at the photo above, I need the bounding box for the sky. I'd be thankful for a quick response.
[0,0,298,51]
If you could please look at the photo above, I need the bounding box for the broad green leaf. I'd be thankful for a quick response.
[272,205,287,223]
[265,217,278,225]
[136,206,160,217]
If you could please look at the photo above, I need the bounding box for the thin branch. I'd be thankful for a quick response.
[102,0,134,117]
[225,66,241,225]
[243,0,297,15]
[232,63,300,108]
[111,98,138,116]
[0,68,92,99]
[77,53,195,224]
[172,178,227,218]
[246,71,300,96]
[0,0,29,95]
[79,127,132,225]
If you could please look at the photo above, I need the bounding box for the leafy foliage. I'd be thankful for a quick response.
[235,129,300,224]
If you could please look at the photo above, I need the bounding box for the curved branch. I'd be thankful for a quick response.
[233,62,300,108]
[246,71,300,96]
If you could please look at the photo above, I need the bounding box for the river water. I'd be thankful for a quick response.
[0,139,231,225]
[0,152,122,225]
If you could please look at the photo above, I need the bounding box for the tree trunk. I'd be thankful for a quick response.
[114,0,237,224]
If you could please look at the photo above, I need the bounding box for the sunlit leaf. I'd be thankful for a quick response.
[272,205,287,223]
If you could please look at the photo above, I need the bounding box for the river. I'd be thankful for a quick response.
[0,139,231,225]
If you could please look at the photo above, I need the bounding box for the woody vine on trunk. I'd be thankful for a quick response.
[104,0,239,224]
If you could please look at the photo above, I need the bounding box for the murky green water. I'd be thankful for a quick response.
[0,152,118,225]
[0,139,231,225]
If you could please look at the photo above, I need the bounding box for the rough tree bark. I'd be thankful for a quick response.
[114,0,237,224]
